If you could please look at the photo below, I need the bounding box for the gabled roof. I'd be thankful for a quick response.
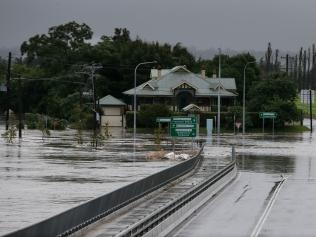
[141,82,155,90]
[182,104,202,112]
[205,78,236,90]
[98,95,126,106]
[171,81,198,91]
[123,66,237,97]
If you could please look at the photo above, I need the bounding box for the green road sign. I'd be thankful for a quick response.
[171,116,197,124]
[259,112,277,119]
[156,117,171,123]
[170,116,197,137]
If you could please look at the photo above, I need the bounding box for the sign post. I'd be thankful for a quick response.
[259,112,277,134]
[206,119,213,137]
[170,117,197,138]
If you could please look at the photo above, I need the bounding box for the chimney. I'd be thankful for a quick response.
[212,69,217,79]
[201,65,206,79]
[157,65,162,79]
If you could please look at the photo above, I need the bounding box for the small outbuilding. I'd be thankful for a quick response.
[98,95,126,127]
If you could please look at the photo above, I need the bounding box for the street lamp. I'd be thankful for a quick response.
[242,61,256,135]
[133,61,157,145]
[217,48,221,136]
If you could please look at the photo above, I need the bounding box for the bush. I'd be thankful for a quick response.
[138,104,171,128]
[25,113,68,130]
[126,105,171,128]
[25,113,39,129]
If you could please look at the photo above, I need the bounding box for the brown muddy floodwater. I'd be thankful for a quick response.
[1,121,316,236]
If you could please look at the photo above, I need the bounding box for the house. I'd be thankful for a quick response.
[123,65,237,112]
[98,95,126,127]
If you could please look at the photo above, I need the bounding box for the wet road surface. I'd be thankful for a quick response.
[171,123,316,237]
[170,172,280,237]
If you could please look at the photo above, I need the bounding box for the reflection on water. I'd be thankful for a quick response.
[238,155,295,174]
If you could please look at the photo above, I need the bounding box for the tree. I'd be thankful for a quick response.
[21,21,93,74]
[195,53,260,104]
[248,73,299,126]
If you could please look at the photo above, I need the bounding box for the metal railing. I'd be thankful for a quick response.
[117,157,236,237]
[3,145,205,237]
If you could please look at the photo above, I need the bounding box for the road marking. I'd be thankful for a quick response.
[250,176,288,237]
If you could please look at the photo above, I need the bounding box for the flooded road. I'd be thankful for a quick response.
[1,121,316,236]
[172,122,316,237]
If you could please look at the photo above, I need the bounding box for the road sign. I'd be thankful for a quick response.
[171,116,197,124]
[259,112,277,119]
[170,116,197,137]
[156,117,171,123]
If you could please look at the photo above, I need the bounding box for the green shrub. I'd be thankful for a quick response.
[138,104,171,128]
[25,113,67,130]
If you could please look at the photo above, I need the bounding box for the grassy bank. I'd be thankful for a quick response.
[296,97,316,118]
[128,124,310,135]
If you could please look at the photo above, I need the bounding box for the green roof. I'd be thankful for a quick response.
[98,95,126,106]
[123,66,237,97]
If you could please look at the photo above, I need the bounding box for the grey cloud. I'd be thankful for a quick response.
[0,0,315,51]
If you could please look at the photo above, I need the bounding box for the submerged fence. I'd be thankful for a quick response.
[4,145,205,237]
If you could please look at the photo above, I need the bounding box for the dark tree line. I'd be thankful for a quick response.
[0,21,302,127]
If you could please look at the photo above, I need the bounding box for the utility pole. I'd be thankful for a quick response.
[310,62,313,133]
[286,54,289,76]
[303,50,307,90]
[91,71,97,135]
[90,64,102,139]
[78,64,102,141]
[310,89,313,132]
[18,76,22,138]
[217,48,221,136]
[313,44,315,66]
[5,52,12,130]
[294,55,298,84]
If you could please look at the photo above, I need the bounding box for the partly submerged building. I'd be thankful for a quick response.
[98,95,126,127]
[123,66,237,112]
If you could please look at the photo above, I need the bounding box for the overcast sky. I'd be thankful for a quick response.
[0,0,315,52]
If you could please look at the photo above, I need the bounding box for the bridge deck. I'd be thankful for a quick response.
[169,172,279,237]
[77,155,230,237]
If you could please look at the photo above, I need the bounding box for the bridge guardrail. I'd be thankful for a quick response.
[3,144,205,237]
[117,152,236,237]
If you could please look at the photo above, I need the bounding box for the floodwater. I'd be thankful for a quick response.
[172,120,316,237]
[1,120,316,236]
[0,127,188,235]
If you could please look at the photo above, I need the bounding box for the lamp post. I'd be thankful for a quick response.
[217,48,221,136]
[242,61,256,135]
[133,61,157,146]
